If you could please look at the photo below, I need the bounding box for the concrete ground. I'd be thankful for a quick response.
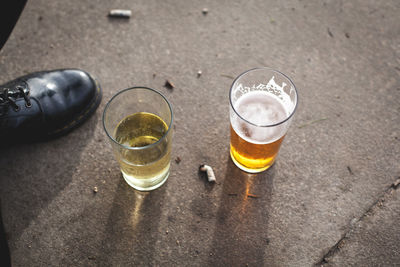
[0,0,399,266]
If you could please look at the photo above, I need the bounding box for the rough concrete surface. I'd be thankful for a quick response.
[0,0,399,266]
[324,184,400,267]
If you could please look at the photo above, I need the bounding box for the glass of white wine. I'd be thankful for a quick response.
[103,87,173,191]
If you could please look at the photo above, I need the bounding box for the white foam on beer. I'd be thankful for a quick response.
[234,76,295,112]
[232,91,288,144]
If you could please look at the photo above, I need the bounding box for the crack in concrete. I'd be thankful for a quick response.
[315,177,400,266]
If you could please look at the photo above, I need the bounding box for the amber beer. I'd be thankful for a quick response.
[230,91,289,172]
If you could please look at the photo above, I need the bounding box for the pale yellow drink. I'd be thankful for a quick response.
[114,112,171,186]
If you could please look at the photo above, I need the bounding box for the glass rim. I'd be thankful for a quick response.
[229,67,298,128]
[102,86,173,151]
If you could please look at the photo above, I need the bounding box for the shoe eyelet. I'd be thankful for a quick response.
[13,106,20,112]
[25,102,32,108]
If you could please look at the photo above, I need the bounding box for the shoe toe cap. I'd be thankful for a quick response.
[27,69,102,136]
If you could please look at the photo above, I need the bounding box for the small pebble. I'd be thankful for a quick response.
[93,187,98,193]
[197,70,202,77]
[202,8,208,15]
[164,80,175,90]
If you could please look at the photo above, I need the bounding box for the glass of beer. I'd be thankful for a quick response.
[229,68,298,173]
[103,87,173,191]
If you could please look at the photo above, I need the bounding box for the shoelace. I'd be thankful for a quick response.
[0,86,31,111]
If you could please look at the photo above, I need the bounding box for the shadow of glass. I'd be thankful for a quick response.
[106,17,131,24]
[98,177,166,265]
[208,158,275,266]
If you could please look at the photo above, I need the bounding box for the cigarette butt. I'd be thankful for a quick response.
[109,9,132,18]
[199,164,216,183]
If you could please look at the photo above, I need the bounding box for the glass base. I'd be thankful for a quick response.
[121,168,169,191]
[230,149,274,173]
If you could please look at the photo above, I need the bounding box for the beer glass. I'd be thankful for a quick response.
[103,87,173,191]
[229,68,298,173]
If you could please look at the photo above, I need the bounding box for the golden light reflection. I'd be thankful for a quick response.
[130,192,148,228]
[240,173,257,213]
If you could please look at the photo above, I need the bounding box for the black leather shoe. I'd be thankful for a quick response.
[0,69,102,143]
